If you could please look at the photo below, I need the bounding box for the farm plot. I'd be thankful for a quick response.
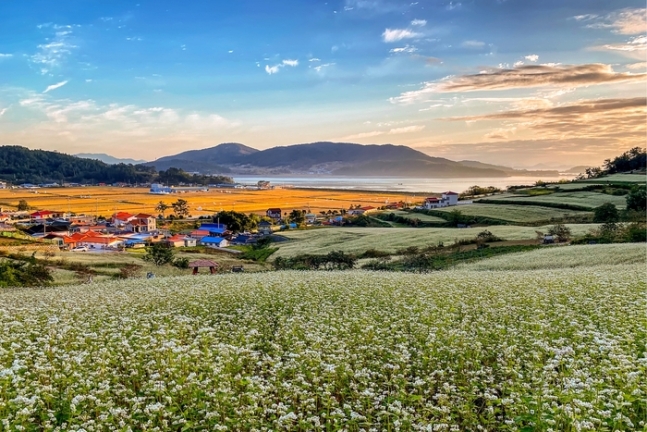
[274,225,598,257]
[0,268,643,430]
[483,191,627,209]
[386,210,447,222]
[577,174,646,184]
[456,243,647,271]
[431,203,591,223]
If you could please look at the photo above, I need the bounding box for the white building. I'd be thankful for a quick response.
[424,191,460,210]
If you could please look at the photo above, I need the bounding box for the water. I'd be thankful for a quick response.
[233,175,574,194]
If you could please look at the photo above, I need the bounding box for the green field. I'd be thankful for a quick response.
[274,225,599,257]
[0,267,643,430]
[484,191,627,209]
[456,243,647,271]
[431,203,591,223]
[577,173,646,184]
[386,210,447,222]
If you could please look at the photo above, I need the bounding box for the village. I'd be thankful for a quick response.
[0,191,463,253]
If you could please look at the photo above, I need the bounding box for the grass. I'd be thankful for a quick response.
[456,242,647,271]
[0,267,643,430]
[430,203,591,223]
[385,210,447,223]
[576,173,646,184]
[273,225,599,257]
[479,191,627,209]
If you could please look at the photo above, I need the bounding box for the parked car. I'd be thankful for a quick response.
[71,246,89,252]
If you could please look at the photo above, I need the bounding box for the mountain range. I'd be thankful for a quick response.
[145,142,561,178]
[75,153,147,165]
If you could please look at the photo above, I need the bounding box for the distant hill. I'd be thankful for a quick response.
[76,153,148,165]
[458,160,560,177]
[152,141,533,177]
[564,165,590,174]
[0,146,156,184]
[0,146,233,185]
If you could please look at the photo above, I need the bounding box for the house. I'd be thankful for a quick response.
[200,236,229,248]
[258,220,273,235]
[232,234,256,245]
[190,229,210,240]
[112,212,135,226]
[77,234,124,249]
[442,191,459,206]
[305,213,317,224]
[30,210,56,220]
[165,234,196,248]
[119,213,156,233]
[348,206,376,216]
[199,223,227,235]
[266,208,282,221]
[424,192,460,210]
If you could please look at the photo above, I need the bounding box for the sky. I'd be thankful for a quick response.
[0,0,645,168]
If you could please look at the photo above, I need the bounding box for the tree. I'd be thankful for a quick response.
[626,185,646,212]
[155,201,170,217]
[288,209,305,224]
[142,243,175,266]
[213,210,256,232]
[17,200,29,211]
[0,255,53,287]
[593,203,620,223]
[171,199,190,218]
[548,224,572,243]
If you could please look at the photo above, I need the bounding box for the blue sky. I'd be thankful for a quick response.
[0,0,645,167]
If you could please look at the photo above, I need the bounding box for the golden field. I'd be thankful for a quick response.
[0,186,418,217]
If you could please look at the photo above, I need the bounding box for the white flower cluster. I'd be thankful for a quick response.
[0,266,644,430]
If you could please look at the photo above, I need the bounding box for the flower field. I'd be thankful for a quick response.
[456,243,647,271]
[274,225,599,257]
[488,192,627,210]
[430,204,591,223]
[1,268,644,430]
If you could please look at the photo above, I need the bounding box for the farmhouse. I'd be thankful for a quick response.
[424,191,460,210]
[165,234,197,248]
[258,220,273,235]
[200,236,229,248]
[266,208,282,221]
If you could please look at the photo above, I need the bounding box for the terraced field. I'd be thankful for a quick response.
[386,210,447,222]
[274,225,599,257]
[482,191,627,209]
[456,243,647,271]
[430,203,591,223]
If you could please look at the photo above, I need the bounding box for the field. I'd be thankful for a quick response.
[387,210,447,222]
[456,243,647,271]
[0,267,643,430]
[273,225,599,257]
[0,187,416,217]
[430,203,591,223]
[576,174,646,184]
[484,192,627,209]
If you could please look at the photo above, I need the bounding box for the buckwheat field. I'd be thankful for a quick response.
[1,267,645,431]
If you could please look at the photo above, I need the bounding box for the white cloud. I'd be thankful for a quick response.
[388,125,425,134]
[265,59,299,75]
[410,19,426,26]
[601,35,647,52]
[626,62,647,70]
[265,65,281,75]
[382,28,421,43]
[572,14,598,21]
[309,58,321,62]
[43,80,69,93]
[390,45,417,53]
[461,40,486,49]
[0,107,7,117]
[313,63,335,73]
[525,54,539,62]
[513,61,524,67]
[0,53,13,59]
[31,24,78,74]
[586,8,646,35]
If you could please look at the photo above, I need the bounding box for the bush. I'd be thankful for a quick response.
[172,257,190,269]
[142,243,175,266]
[593,203,620,223]
[359,248,391,259]
[548,224,572,242]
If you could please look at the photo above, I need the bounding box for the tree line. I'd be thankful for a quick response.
[0,146,233,185]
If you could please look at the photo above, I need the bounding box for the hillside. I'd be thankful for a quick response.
[458,160,560,177]
[76,153,148,165]
[153,142,534,177]
[0,146,157,184]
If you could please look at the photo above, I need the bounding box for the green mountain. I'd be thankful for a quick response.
[152,141,534,177]
[75,153,148,165]
[0,146,232,185]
